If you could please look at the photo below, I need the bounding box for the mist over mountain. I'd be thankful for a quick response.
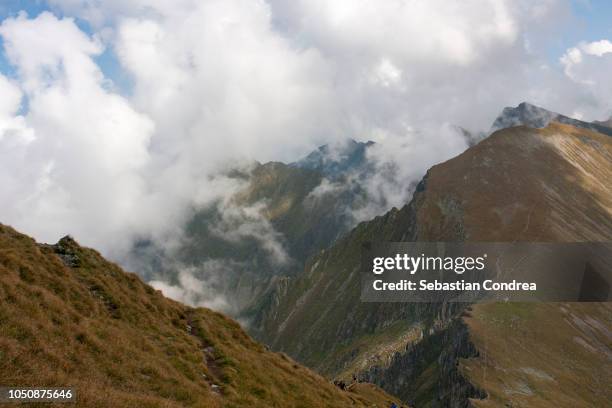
[128,136,445,321]
[290,139,375,178]
[128,140,375,318]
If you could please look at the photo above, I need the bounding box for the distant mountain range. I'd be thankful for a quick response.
[594,117,612,128]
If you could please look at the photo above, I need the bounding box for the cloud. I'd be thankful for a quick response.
[149,261,235,312]
[264,0,579,131]
[352,124,468,222]
[582,39,612,57]
[305,178,346,204]
[0,74,32,144]
[210,199,290,266]
[113,0,337,164]
[0,12,155,255]
[268,0,521,66]
[560,40,612,76]
[560,39,612,118]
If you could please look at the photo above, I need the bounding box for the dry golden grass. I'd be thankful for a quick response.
[0,224,401,407]
[417,123,612,242]
[464,302,612,408]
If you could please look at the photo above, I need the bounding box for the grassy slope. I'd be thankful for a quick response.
[464,302,612,408]
[0,224,402,407]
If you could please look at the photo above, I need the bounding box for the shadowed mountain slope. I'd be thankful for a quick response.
[258,122,612,407]
[0,224,402,407]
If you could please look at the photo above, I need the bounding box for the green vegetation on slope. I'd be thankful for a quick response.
[0,224,402,407]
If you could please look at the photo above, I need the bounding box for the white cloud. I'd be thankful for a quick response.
[372,58,402,88]
[0,74,32,143]
[149,262,234,312]
[561,39,612,78]
[113,0,337,165]
[305,178,346,203]
[560,39,612,118]
[560,47,584,80]
[268,0,522,66]
[352,124,468,222]
[210,200,290,266]
[262,0,587,131]
[0,12,154,254]
[582,39,612,57]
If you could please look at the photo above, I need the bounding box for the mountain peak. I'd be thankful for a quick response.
[290,139,375,177]
[492,102,560,131]
[491,102,612,136]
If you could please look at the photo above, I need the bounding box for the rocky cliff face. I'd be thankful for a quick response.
[358,315,486,407]
[259,122,612,406]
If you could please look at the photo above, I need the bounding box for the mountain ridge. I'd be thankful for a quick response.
[257,121,612,406]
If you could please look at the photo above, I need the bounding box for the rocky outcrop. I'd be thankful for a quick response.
[358,315,486,407]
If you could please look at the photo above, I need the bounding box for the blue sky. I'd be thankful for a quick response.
[560,1,612,52]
